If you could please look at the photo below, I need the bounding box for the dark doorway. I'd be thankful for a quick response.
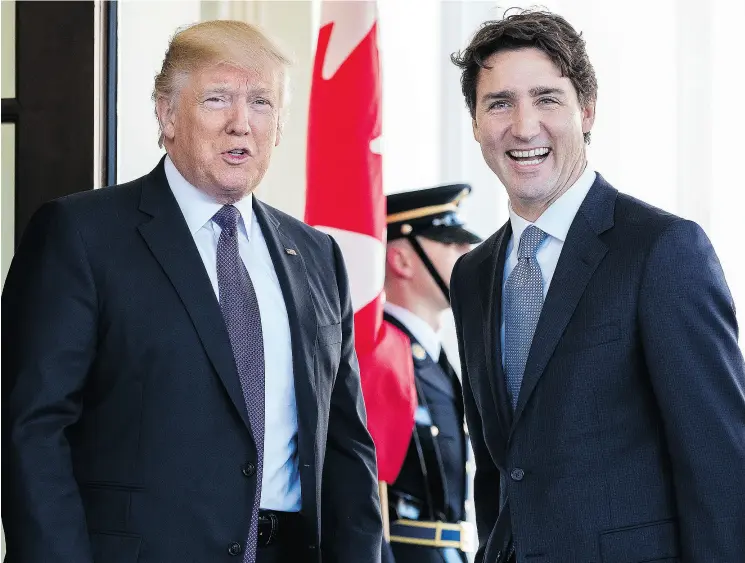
[1,0,116,252]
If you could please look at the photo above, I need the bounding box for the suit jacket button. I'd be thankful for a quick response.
[242,462,256,478]
[228,542,243,556]
[510,468,525,481]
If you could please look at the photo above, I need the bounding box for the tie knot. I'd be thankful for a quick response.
[212,205,240,235]
[517,225,547,259]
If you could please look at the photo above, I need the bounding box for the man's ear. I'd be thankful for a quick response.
[386,241,415,280]
[274,117,283,147]
[156,95,177,144]
[581,100,596,137]
[472,117,482,144]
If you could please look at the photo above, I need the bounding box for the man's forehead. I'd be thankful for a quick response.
[193,62,282,90]
[477,50,569,91]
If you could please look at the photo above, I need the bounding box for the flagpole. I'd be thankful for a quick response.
[378,480,390,542]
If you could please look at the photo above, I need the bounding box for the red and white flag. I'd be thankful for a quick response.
[305,0,415,483]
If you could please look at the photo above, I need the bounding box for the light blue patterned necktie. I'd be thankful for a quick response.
[504,225,548,411]
[213,205,265,563]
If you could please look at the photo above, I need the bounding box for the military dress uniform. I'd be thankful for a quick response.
[384,311,471,563]
[382,184,482,563]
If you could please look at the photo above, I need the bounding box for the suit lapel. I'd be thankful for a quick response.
[137,161,254,436]
[479,222,513,439]
[511,177,617,428]
[252,200,319,449]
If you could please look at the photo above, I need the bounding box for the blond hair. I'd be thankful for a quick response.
[153,20,293,147]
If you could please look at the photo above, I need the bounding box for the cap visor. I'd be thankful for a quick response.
[420,226,482,245]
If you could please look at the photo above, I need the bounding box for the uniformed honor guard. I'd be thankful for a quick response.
[381,184,481,563]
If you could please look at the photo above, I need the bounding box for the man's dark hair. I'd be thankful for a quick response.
[451,8,597,143]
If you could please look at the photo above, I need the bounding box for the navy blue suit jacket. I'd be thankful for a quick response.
[2,160,383,563]
[450,174,745,563]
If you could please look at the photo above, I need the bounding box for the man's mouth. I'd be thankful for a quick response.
[222,148,250,163]
[506,147,551,166]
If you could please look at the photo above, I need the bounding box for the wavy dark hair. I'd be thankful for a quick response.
[451,8,597,143]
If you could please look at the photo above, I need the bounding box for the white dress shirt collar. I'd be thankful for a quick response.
[164,155,254,237]
[384,301,441,361]
[508,164,596,244]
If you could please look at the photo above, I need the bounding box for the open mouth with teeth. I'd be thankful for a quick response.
[226,149,248,156]
[507,147,551,166]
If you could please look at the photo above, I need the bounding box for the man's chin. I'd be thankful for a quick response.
[207,182,251,204]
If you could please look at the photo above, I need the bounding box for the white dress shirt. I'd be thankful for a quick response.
[501,165,597,364]
[165,156,301,511]
[384,301,441,361]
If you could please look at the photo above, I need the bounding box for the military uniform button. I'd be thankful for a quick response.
[412,343,427,361]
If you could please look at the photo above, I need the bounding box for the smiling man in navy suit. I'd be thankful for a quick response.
[449,9,745,563]
[2,20,382,563]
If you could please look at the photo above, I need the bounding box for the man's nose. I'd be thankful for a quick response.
[510,103,541,141]
[227,103,251,135]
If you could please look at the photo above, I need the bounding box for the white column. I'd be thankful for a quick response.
[378,0,441,195]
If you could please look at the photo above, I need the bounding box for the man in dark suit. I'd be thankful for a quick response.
[2,20,382,563]
[449,9,745,563]
[381,185,480,563]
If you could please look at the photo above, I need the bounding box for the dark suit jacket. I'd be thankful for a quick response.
[450,174,745,563]
[2,160,383,563]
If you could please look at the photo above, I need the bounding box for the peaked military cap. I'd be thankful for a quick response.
[386,183,482,245]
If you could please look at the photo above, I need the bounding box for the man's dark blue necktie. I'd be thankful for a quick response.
[213,205,265,563]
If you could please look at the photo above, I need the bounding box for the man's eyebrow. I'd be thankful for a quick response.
[529,86,566,97]
[247,86,275,97]
[481,90,517,103]
[201,85,233,95]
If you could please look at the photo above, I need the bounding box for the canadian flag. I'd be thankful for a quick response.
[305,0,415,483]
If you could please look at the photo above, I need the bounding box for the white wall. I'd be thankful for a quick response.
[710,0,745,326]
[116,0,203,184]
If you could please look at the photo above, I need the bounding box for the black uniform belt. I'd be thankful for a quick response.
[257,509,304,548]
[389,519,475,552]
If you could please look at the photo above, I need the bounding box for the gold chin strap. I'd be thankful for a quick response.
[379,481,390,542]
